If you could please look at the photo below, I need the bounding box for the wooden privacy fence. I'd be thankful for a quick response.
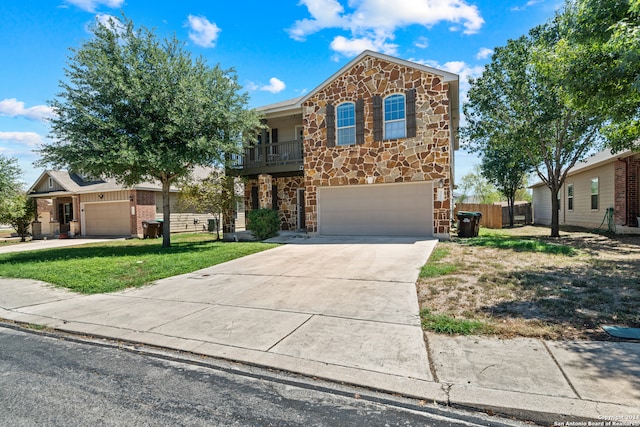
[455,203,532,229]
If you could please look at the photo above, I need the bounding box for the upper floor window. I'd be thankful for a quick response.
[591,177,599,210]
[567,183,574,210]
[336,102,355,146]
[384,94,406,139]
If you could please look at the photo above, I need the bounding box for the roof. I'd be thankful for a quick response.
[530,148,636,188]
[27,166,217,196]
[256,50,460,118]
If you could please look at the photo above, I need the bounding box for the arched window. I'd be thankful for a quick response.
[336,102,355,146]
[384,94,406,139]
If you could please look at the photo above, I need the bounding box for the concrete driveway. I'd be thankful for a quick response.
[1,236,438,393]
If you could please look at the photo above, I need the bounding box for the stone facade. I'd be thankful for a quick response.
[245,175,305,231]
[302,56,452,234]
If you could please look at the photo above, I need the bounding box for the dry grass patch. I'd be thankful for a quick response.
[417,226,640,340]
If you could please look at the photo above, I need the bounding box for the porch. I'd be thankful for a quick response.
[236,139,304,175]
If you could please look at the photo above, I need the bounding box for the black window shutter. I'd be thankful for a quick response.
[406,89,416,138]
[373,95,383,141]
[251,186,259,210]
[271,128,278,143]
[272,184,279,210]
[356,98,365,145]
[326,103,335,147]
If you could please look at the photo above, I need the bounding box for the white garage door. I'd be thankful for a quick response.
[83,202,131,236]
[318,182,433,236]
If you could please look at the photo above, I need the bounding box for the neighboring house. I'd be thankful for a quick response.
[236,50,459,238]
[26,169,238,238]
[531,149,640,233]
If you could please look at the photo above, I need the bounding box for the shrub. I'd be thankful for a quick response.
[247,209,280,240]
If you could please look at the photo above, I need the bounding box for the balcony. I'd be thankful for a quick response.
[236,139,304,175]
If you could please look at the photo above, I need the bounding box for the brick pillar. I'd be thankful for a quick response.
[614,160,627,225]
[258,174,272,209]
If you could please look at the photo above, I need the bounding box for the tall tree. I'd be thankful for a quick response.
[552,0,640,151]
[480,146,532,227]
[0,155,22,200]
[38,15,260,247]
[457,166,502,205]
[0,193,36,242]
[463,23,602,237]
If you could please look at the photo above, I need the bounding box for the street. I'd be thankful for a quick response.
[0,325,524,426]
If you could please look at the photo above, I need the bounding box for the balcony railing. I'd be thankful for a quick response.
[235,139,304,174]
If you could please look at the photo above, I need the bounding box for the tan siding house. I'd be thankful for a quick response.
[532,149,640,233]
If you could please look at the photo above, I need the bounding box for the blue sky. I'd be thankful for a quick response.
[0,0,560,187]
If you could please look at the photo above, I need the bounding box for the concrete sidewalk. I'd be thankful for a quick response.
[0,237,122,254]
[0,236,638,424]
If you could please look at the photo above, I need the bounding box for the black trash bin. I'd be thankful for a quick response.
[207,218,218,232]
[457,211,482,238]
[142,220,160,239]
[156,220,164,237]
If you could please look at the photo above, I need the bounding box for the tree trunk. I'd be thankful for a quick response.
[550,187,560,238]
[508,195,515,227]
[162,177,171,248]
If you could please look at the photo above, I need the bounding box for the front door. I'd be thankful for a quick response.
[297,189,306,231]
[57,202,72,233]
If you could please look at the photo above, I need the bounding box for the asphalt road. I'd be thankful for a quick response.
[0,325,525,426]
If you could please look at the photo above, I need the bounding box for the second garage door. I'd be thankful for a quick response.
[83,202,131,236]
[317,182,433,236]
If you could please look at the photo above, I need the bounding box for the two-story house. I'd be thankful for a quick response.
[237,50,459,239]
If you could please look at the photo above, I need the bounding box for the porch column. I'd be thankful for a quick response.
[258,174,272,209]
[70,196,80,236]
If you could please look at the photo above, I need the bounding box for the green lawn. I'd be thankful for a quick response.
[0,234,278,294]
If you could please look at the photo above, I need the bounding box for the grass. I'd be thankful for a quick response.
[416,226,640,340]
[463,229,577,255]
[0,233,278,294]
[420,308,490,335]
[419,246,459,278]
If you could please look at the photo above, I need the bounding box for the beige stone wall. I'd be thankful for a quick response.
[302,56,452,234]
[245,175,305,231]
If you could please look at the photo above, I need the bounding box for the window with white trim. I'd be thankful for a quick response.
[590,178,599,210]
[336,102,355,146]
[567,183,574,210]
[384,94,406,139]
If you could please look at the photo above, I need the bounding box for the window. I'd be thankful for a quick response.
[591,178,599,210]
[384,94,406,139]
[336,102,355,146]
[567,183,574,210]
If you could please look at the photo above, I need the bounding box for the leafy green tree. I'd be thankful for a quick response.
[0,155,22,200]
[463,23,602,237]
[177,170,240,241]
[480,146,533,226]
[0,193,36,242]
[551,0,640,151]
[458,166,502,205]
[38,15,260,247]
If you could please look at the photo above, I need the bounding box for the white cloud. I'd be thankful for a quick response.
[511,0,544,11]
[94,14,125,34]
[288,0,484,57]
[0,99,55,122]
[414,36,429,49]
[476,47,494,60]
[260,78,286,94]
[330,34,398,57]
[0,132,44,147]
[186,15,221,48]
[66,0,124,12]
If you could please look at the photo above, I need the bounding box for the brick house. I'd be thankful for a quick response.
[26,168,235,238]
[531,149,640,233]
[237,50,459,238]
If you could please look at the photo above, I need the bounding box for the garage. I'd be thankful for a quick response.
[82,202,131,236]
[317,182,433,236]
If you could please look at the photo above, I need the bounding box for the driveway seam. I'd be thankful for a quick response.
[266,314,315,352]
[542,339,582,399]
